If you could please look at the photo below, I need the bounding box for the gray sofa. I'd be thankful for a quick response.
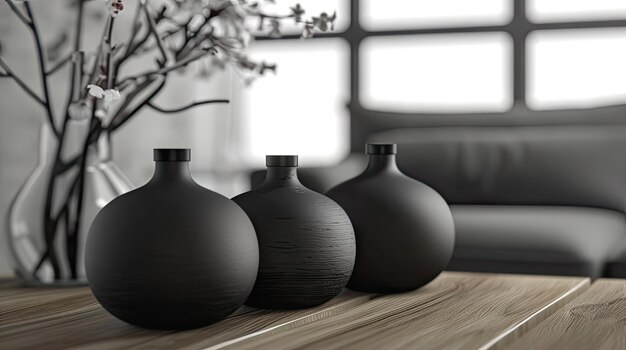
[253,125,626,279]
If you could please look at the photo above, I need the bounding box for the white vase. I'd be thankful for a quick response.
[6,123,134,285]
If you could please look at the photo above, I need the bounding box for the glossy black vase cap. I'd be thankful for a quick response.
[266,155,298,167]
[154,148,191,162]
[366,144,397,155]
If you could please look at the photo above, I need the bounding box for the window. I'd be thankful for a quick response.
[253,0,626,152]
[527,28,626,110]
[527,0,626,23]
[356,0,626,113]
[234,39,349,167]
[239,0,350,166]
[361,33,512,113]
[361,0,513,30]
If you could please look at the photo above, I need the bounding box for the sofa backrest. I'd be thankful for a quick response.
[368,126,626,212]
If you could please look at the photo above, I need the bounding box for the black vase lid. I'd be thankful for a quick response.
[266,155,298,167]
[366,144,397,155]
[154,148,191,162]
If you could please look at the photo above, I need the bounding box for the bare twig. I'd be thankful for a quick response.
[4,0,31,25]
[110,76,166,131]
[23,1,59,137]
[62,0,86,278]
[143,3,169,64]
[147,99,229,114]
[175,14,210,59]
[38,0,86,280]
[61,0,86,128]
[117,49,212,87]
[67,103,100,279]
[83,17,110,98]
[123,6,143,56]
[114,3,168,85]
[120,28,150,61]
[0,56,45,105]
[108,76,159,127]
[104,17,116,89]
[46,53,72,75]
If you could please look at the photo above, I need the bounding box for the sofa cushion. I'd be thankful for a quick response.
[605,246,626,278]
[368,126,626,211]
[448,205,626,278]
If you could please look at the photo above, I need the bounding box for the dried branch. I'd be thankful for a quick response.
[83,21,109,99]
[104,17,115,89]
[46,53,72,75]
[0,56,45,105]
[147,99,229,114]
[122,27,150,59]
[108,76,160,128]
[68,111,100,278]
[116,48,212,87]
[125,4,143,49]
[143,3,169,64]
[4,0,31,25]
[38,0,87,280]
[175,13,211,59]
[114,4,168,83]
[23,1,59,137]
[110,76,166,132]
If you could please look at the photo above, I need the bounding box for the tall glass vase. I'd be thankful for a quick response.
[6,123,134,285]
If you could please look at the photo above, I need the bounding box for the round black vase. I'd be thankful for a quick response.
[232,155,355,309]
[327,144,455,293]
[85,149,259,330]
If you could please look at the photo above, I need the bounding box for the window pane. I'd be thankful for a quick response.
[248,0,349,36]
[360,33,513,113]
[233,39,349,166]
[527,0,626,23]
[527,28,626,110]
[361,0,513,30]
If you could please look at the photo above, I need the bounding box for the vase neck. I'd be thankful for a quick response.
[262,167,301,187]
[149,161,193,184]
[365,154,400,174]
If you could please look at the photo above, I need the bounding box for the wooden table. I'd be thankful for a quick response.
[2,271,622,350]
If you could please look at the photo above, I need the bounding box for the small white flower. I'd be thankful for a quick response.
[87,84,121,102]
[87,84,105,98]
[103,89,121,102]
[105,0,124,18]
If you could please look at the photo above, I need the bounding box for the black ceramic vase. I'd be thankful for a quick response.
[233,155,355,309]
[327,144,455,293]
[85,149,259,330]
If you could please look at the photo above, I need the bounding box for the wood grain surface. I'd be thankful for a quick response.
[0,272,591,350]
[509,278,626,350]
[211,272,589,350]
[0,286,371,350]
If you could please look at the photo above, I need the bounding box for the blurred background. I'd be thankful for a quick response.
[2,0,626,277]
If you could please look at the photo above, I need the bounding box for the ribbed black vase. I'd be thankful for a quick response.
[233,155,355,309]
[85,149,259,330]
[327,144,455,293]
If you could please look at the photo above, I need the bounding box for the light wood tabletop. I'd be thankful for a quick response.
[0,272,592,349]
[510,278,626,350]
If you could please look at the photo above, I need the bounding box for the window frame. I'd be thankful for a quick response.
[257,0,626,151]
